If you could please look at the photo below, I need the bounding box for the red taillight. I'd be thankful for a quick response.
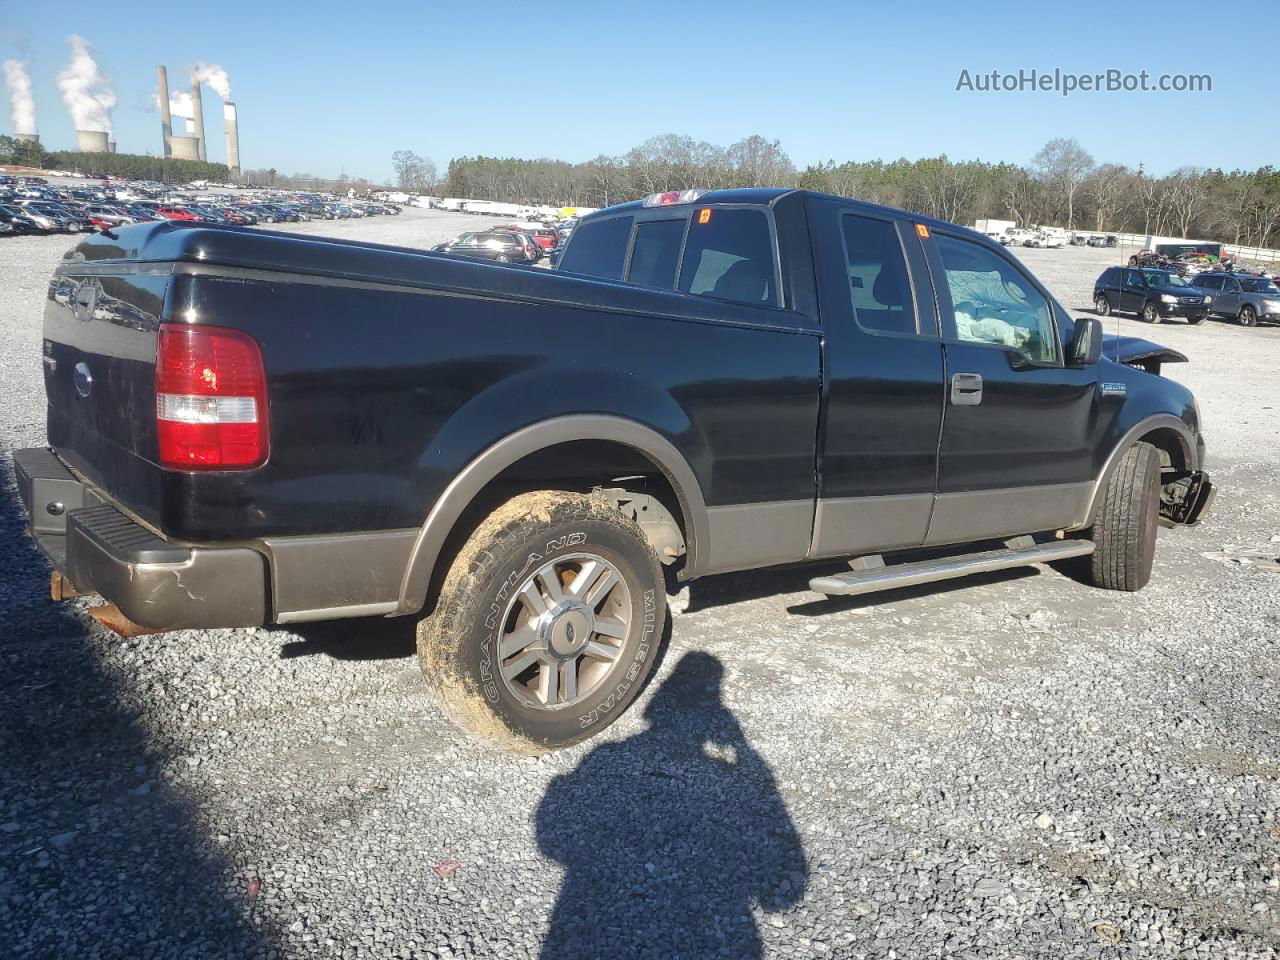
[155,324,268,470]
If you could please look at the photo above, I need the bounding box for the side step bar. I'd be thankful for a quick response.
[809,538,1096,597]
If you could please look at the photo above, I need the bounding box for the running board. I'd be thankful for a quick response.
[808,539,1096,597]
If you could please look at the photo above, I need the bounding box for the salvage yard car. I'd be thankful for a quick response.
[1189,271,1280,326]
[16,188,1214,753]
[1093,266,1210,324]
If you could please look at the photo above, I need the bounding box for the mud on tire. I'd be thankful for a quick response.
[416,490,665,753]
[1087,441,1161,592]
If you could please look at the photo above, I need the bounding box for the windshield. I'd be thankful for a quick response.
[1240,278,1280,294]
[1141,270,1188,288]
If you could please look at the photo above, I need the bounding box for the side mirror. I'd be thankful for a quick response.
[1069,317,1103,366]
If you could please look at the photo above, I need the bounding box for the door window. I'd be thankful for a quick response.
[678,208,778,307]
[935,233,1058,364]
[1196,274,1222,290]
[840,213,918,335]
[1124,269,1144,287]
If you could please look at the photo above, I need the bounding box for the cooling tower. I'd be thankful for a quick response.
[169,135,200,161]
[76,130,109,152]
[15,133,40,144]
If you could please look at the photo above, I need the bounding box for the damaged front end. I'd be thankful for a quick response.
[1160,471,1216,526]
[1105,335,1189,376]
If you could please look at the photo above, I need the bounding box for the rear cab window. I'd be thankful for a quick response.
[627,219,686,290]
[557,215,635,281]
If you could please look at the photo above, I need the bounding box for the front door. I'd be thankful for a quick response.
[921,229,1100,546]
[805,196,945,557]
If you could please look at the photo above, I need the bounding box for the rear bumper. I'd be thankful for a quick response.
[14,448,267,629]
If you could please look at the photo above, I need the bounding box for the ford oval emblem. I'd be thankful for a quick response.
[74,361,93,398]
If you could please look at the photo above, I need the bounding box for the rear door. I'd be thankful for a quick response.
[1218,277,1242,315]
[805,196,945,557]
[921,228,1099,545]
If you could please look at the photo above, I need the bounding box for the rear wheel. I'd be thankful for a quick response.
[1086,441,1161,591]
[417,490,665,753]
[1140,301,1161,323]
[1239,304,1258,327]
[1094,295,1111,317]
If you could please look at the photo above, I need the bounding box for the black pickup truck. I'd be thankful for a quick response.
[15,188,1214,752]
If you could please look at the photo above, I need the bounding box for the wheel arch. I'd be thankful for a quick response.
[395,415,709,615]
[1076,414,1197,529]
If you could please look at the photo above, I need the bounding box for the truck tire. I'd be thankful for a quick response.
[1087,441,1161,592]
[417,490,665,753]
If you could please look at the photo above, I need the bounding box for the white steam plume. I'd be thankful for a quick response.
[3,59,37,135]
[191,62,231,99]
[57,35,116,134]
[152,87,194,119]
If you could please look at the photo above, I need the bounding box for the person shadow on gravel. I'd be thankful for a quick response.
[536,651,806,959]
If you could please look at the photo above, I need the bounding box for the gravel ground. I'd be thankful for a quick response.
[2,214,1279,960]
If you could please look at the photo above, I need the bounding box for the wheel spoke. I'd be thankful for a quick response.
[560,660,577,702]
[536,567,566,605]
[518,580,549,617]
[501,648,542,681]
[584,569,620,608]
[592,616,627,640]
[583,640,621,662]
[568,560,607,599]
[499,622,538,659]
[537,658,560,705]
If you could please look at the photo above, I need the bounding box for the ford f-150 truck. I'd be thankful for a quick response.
[15,188,1215,752]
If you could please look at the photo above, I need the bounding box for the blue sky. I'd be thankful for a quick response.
[3,0,1273,181]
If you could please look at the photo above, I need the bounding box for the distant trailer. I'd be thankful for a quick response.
[1144,235,1223,258]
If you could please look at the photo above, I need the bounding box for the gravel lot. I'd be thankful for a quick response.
[2,211,1279,960]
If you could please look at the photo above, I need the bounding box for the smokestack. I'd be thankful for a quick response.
[16,133,40,144]
[223,101,240,173]
[157,65,172,156]
[77,130,109,152]
[191,80,206,162]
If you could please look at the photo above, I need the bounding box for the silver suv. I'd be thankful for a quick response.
[1191,272,1280,327]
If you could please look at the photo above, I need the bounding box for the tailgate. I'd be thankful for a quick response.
[43,266,172,525]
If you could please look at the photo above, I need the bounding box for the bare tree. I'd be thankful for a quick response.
[1030,137,1095,228]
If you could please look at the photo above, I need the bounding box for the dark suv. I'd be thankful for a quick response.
[1189,272,1280,327]
[1094,266,1208,324]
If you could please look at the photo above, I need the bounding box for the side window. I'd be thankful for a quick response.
[1198,275,1221,290]
[627,219,686,290]
[1124,269,1143,287]
[935,233,1058,364]
[678,208,778,307]
[556,215,634,281]
[840,213,917,335]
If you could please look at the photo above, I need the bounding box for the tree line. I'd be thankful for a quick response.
[403,134,1280,248]
[1,136,231,184]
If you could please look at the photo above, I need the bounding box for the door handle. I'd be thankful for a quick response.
[950,372,983,406]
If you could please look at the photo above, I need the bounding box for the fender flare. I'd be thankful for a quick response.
[1074,414,1198,529]
[394,415,709,614]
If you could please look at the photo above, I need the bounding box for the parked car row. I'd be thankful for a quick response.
[1093,266,1280,326]
[0,174,403,238]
